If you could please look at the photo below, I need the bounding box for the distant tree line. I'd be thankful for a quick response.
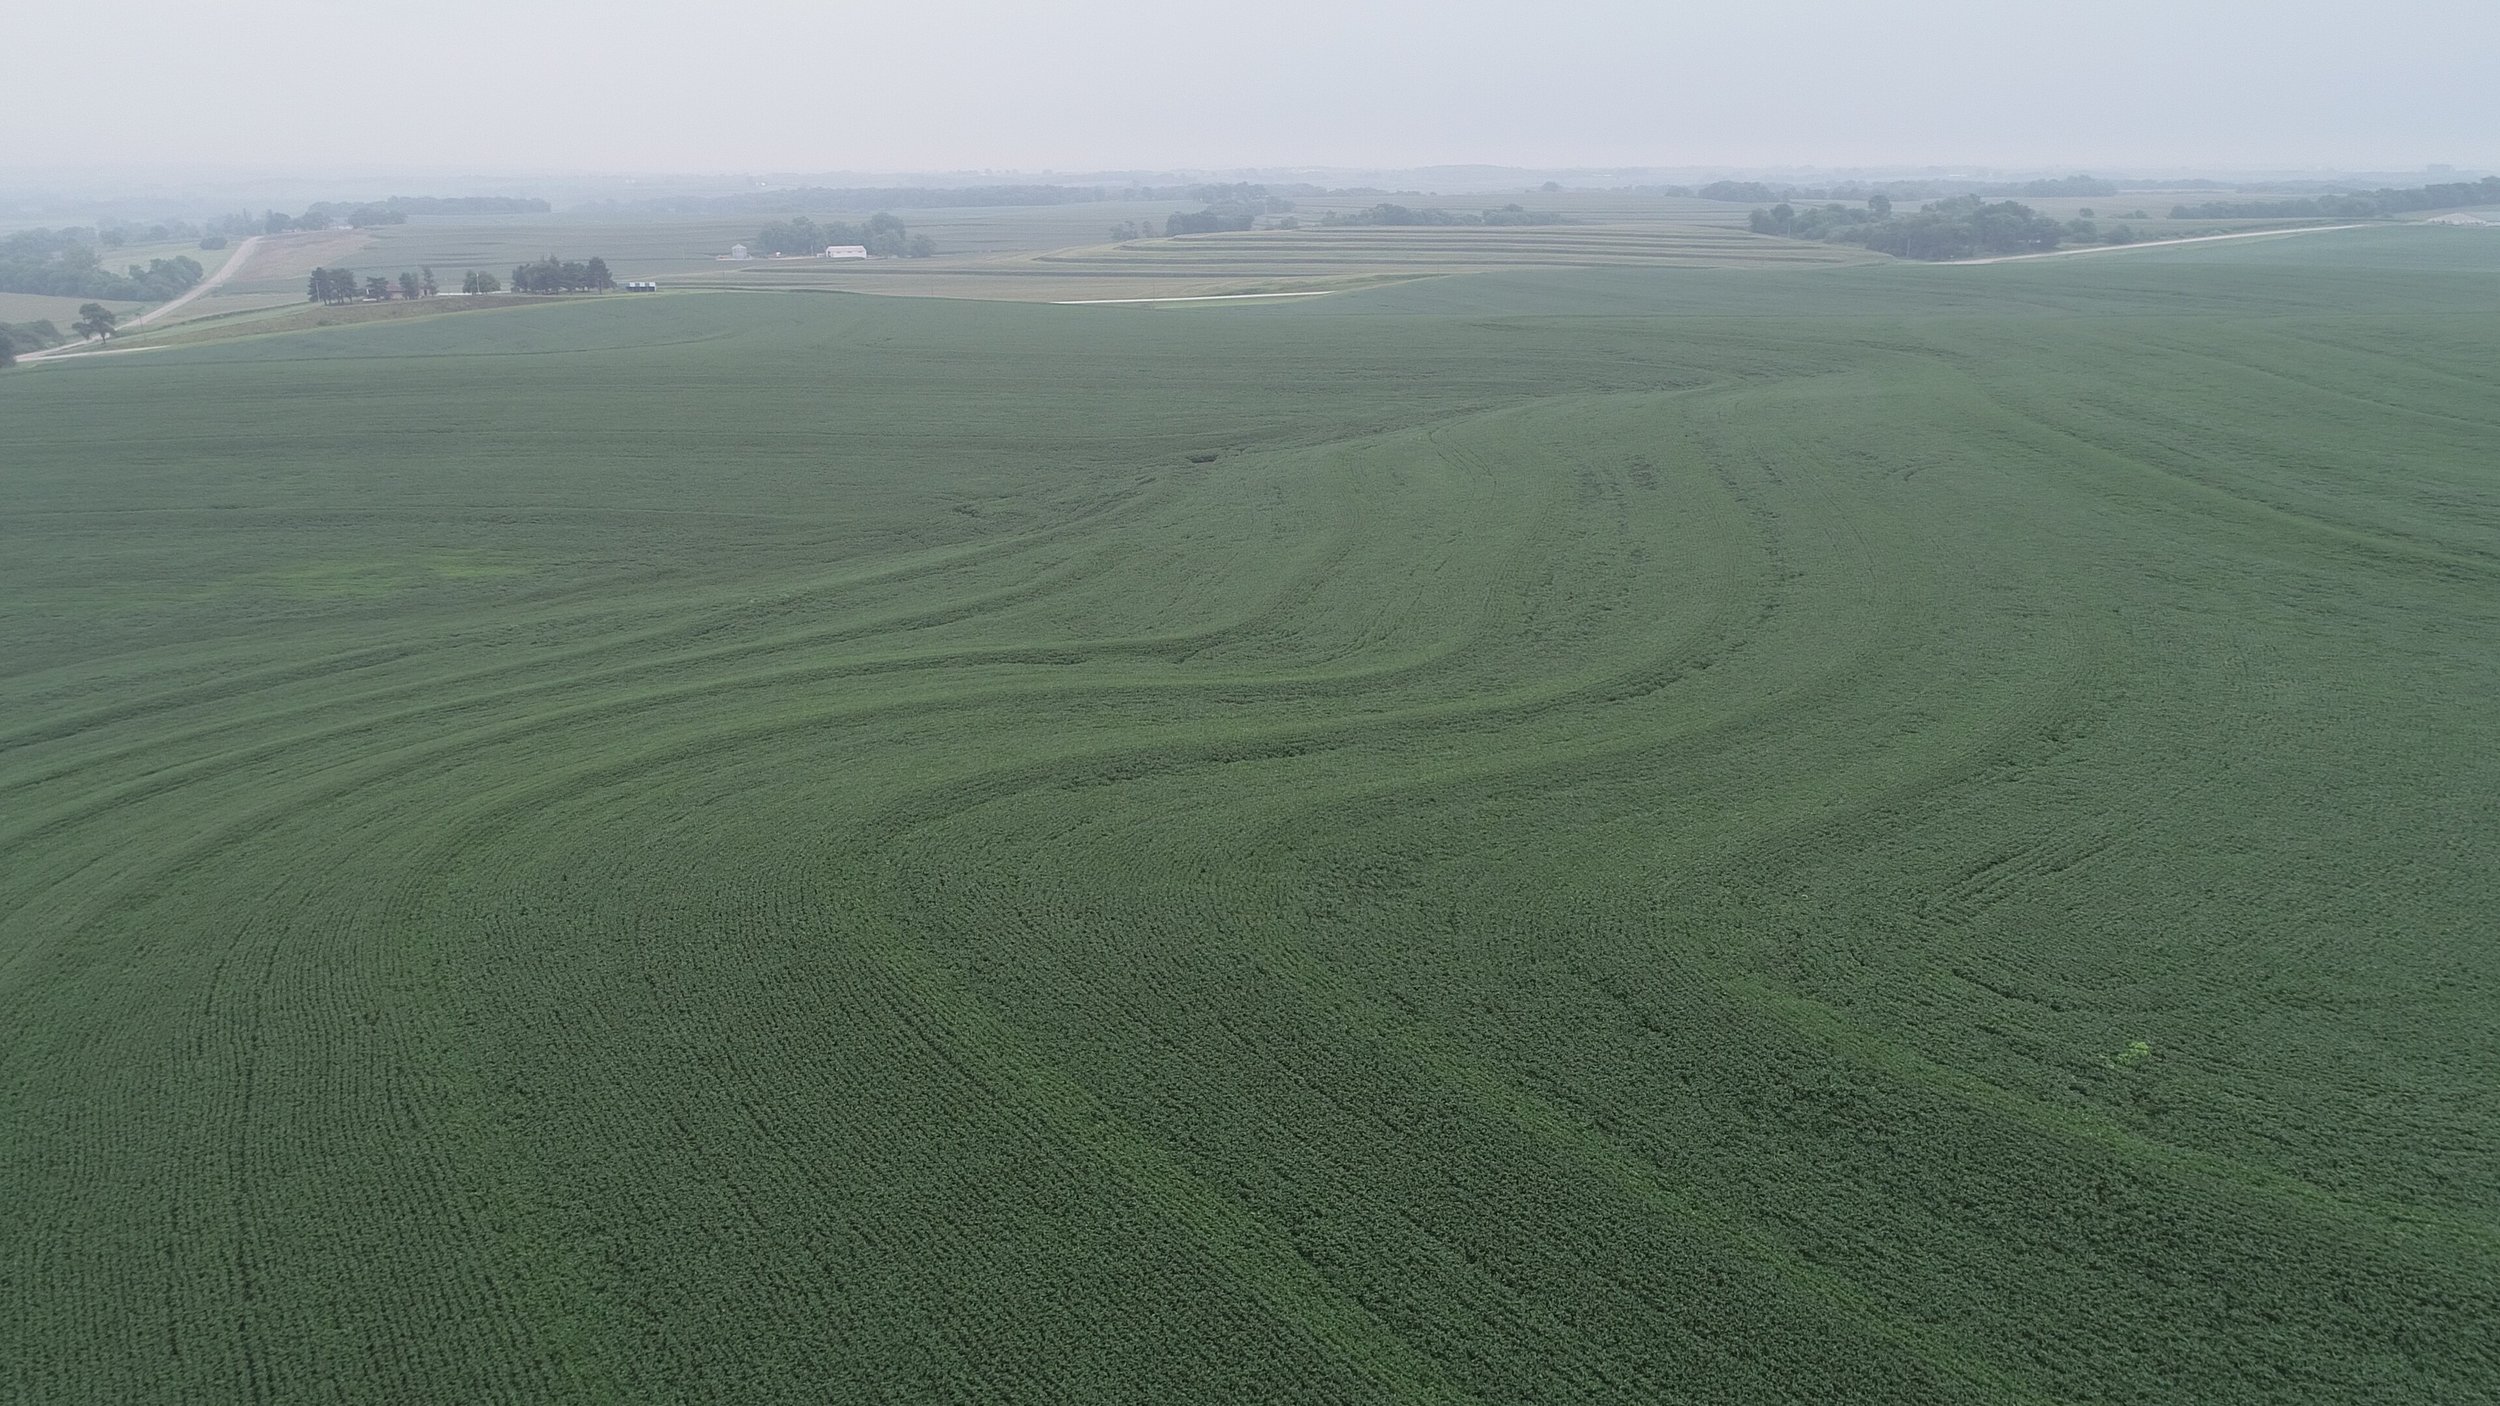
[307,267,443,303]
[1748,199,1888,239]
[0,229,204,300]
[1317,203,1566,228]
[1686,175,2123,204]
[89,219,210,248]
[1842,197,2072,258]
[257,204,406,233]
[510,256,615,293]
[590,182,1365,216]
[1153,188,1307,236]
[1174,184,1303,211]
[2168,176,2500,221]
[1755,173,2500,260]
[377,196,551,216]
[202,196,552,237]
[1163,207,1259,235]
[603,185,1120,215]
[1752,195,2097,260]
[749,214,934,258]
[1126,197,1566,239]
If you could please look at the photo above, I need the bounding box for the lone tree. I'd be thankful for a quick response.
[364,276,391,302]
[398,272,421,300]
[72,303,117,341]
[420,266,438,297]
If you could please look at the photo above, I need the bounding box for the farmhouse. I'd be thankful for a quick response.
[2424,212,2492,226]
[824,245,870,259]
[625,280,659,292]
[717,243,752,261]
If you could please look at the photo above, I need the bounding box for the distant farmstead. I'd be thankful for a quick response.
[824,245,870,259]
[717,243,752,261]
[625,280,659,292]
[2424,212,2493,226]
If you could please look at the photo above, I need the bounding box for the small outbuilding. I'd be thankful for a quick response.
[824,245,870,259]
[720,243,751,261]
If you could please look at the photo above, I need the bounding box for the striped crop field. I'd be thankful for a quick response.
[707,222,1876,302]
[3,226,2498,1402]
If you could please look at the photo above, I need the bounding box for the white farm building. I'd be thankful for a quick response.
[824,245,870,259]
[2424,212,2492,226]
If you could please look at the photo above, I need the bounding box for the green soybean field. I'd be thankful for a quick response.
[4,226,2497,1403]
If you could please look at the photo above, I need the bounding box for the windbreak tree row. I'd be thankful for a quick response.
[307,268,445,303]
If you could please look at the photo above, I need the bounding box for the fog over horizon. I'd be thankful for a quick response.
[13,0,2498,180]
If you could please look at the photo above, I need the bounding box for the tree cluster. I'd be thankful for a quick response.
[750,214,934,258]
[460,270,504,294]
[307,267,442,303]
[1752,195,2080,259]
[1158,190,1303,236]
[0,319,68,366]
[0,230,204,300]
[510,256,615,293]
[1845,196,2069,259]
[2169,175,2500,221]
[1698,181,1786,204]
[1164,207,1258,236]
[1316,204,1567,228]
[1749,202,1883,239]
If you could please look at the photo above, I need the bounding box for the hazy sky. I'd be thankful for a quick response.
[15,0,2497,175]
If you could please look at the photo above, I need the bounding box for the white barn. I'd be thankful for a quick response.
[824,245,870,259]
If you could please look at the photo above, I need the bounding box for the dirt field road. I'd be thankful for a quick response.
[19,234,265,362]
